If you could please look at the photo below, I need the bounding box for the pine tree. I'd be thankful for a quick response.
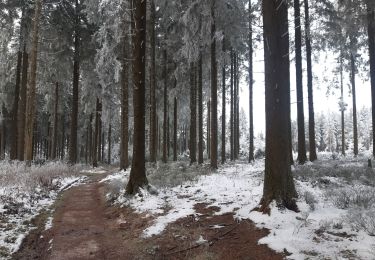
[261,0,297,210]
[126,0,149,194]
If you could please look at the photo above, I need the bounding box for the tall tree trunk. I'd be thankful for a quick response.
[210,1,218,169]
[350,43,358,156]
[61,114,65,160]
[126,0,148,194]
[150,0,157,163]
[51,82,59,160]
[10,51,22,160]
[69,0,80,164]
[18,48,28,161]
[24,0,42,165]
[236,54,240,157]
[101,130,105,162]
[207,101,211,159]
[367,3,375,157]
[230,50,234,161]
[221,41,226,164]
[198,54,204,164]
[304,0,317,161]
[163,49,168,163]
[190,63,197,164]
[108,123,111,164]
[233,52,237,160]
[120,31,129,170]
[340,52,345,156]
[88,114,93,162]
[248,1,254,162]
[173,97,178,161]
[261,0,297,210]
[93,98,100,168]
[294,0,307,164]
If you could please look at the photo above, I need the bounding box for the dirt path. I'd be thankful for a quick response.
[13,172,285,260]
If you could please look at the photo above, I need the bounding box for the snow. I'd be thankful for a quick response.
[0,161,88,258]
[107,157,375,259]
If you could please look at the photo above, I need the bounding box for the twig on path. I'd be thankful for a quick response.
[165,224,239,256]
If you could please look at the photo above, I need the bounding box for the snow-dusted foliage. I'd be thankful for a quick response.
[0,161,86,258]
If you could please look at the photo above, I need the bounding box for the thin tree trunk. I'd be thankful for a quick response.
[51,82,59,160]
[108,123,111,164]
[24,0,42,165]
[163,49,168,163]
[93,98,100,168]
[304,0,317,161]
[69,0,80,164]
[101,130,105,162]
[149,0,157,163]
[221,41,226,164]
[233,52,237,160]
[18,48,28,161]
[236,54,240,157]
[350,45,358,156]
[340,52,345,156]
[126,0,148,194]
[190,63,197,164]
[88,114,93,162]
[261,0,297,210]
[367,3,375,157]
[120,30,129,170]
[210,1,218,169]
[198,54,204,164]
[173,97,178,161]
[248,0,254,162]
[230,50,234,161]
[10,51,22,160]
[207,101,211,159]
[61,114,65,160]
[294,0,307,164]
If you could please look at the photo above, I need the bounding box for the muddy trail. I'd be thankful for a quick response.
[13,170,285,260]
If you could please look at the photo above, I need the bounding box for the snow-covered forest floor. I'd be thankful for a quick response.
[0,161,87,258]
[102,154,375,259]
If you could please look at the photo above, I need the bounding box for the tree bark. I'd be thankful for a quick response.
[163,49,168,163]
[198,54,204,164]
[221,41,226,164]
[126,0,148,194]
[190,63,197,164]
[367,3,375,157]
[120,29,129,170]
[248,0,254,162]
[24,0,42,165]
[350,43,358,156]
[261,0,298,210]
[304,0,317,161]
[149,0,157,163]
[340,52,345,156]
[93,98,100,168]
[51,82,59,160]
[173,97,178,161]
[207,101,211,159]
[230,50,234,161]
[10,51,22,160]
[18,48,28,161]
[69,0,80,164]
[294,0,307,164]
[210,1,218,169]
[108,123,111,164]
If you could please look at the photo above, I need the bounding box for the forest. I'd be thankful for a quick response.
[0,0,375,259]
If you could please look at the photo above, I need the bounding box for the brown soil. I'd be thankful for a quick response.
[13,173,285,260]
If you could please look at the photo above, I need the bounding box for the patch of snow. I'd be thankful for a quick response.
[196,235,207,245]
[112,157,375,259]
